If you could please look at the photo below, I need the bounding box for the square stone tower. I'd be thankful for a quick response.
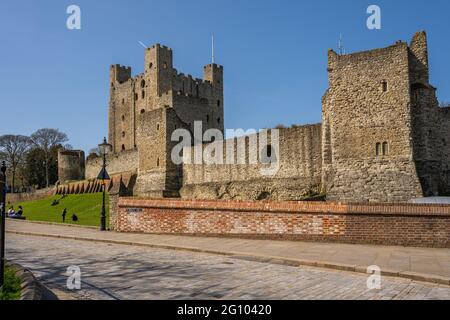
[322,31,450,202]
[108,44,224,197]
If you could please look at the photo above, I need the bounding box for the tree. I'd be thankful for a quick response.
[0,135,32,193]
[30,129,68,188]
[24,145,62,189]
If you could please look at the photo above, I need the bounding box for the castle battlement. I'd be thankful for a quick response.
[62,31,450,203]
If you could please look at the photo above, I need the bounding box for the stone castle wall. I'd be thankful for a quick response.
[85,148,139,180]
[59,32,450,203]
[323,40,424,202]
[181,125,322,201]
[57,150,85,184]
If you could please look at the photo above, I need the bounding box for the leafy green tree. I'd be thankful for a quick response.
[24,145,61,189]
[30,129,68,187]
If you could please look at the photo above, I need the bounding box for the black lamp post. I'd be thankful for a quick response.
[97,138,111,231]
[0,161,7,288]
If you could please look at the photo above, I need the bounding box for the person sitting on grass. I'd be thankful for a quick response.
[72,214,78,222]
[7,206,15,217]
[16,206,23,217]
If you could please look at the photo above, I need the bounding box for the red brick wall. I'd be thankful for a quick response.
[116,198,450,248]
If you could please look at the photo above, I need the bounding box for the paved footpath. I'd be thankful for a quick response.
[5,220,450,299]
[6,234,450,300]
[6,220,450,284]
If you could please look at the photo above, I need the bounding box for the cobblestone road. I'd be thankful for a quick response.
[6,234,450,300]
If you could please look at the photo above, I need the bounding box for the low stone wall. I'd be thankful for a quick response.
[116,198,450,248]
[7,188,55,205]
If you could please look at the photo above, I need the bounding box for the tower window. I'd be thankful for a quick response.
[217,100,221,107]
[140,109,145,114]
[121,115,125,121]
[135,93,138,101]
[206,115,210,123]
[122,98,125,105]
[376,143,381,156]
[122,131,126,138]
[217,117,221,124]
[156,123,160,131]
[121,144,126,151]
[382,81,388,92]
[157,158,160,167]
[260,145,276,164]
[149,63,153,69]
[163,62,167,69]
[142,90,145,99]
[382,142,389,156]
[141,80,146,88]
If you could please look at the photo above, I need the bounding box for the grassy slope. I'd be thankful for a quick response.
[0,266,22,300]
[12,193,109,227]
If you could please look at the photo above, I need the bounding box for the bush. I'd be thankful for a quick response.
[0,266,22,300]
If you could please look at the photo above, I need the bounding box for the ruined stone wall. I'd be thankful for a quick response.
[57,150,85,183]
[85,148,138,180]
[438,107,450,195]
[181,125,322,201]
[324,40,424,202]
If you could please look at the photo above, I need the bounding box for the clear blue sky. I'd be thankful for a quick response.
[1,0,449,152]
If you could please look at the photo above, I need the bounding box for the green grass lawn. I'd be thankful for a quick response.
[0,266,22,300]
[12,193,109,227]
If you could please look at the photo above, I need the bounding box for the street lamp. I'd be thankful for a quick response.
[97,138,112,231]
[0,161,7,288]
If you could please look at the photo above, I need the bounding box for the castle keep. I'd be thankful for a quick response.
[58,31,450,203]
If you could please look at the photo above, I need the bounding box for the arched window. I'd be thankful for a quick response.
[121,144,126,151]
[121,115,125,121]
[376,143,381,156]
[149,62,153,69]
[141,80,146,88]
[122,131,125,138]
[217,117,221,124]
[260,145,276,164]
[382,142,389,156]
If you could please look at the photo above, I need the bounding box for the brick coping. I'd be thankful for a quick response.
[117,197,450,216]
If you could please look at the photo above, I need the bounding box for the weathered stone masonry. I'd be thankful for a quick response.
[58,31,450,203]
